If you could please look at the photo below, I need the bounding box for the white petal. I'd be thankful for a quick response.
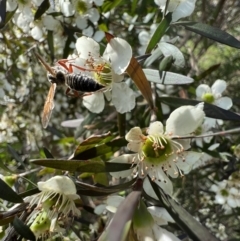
[109,154,135,178]
[143,178,159,200]
[42,15,60,31]
[211,79,227,95]
[31,26,43,41]
[7,0,18,11]
[126,127,143,142]
[158,42,185,68]
[76,16,88,30]
[138,30,150,46]
[83,92,105,113]
[172,0,196,22]
[82,26,94,37]
[166,105,205,135]
[215,194,226,205]
[93,30,105,42]
[38,176,78,197]
[196,84,211,99]
[127,142,141,152]
[94,0,104,6]
[112,82,136,113]
[104,38,132,75]
[106,196,124,209]
[153,225,181,241]
[148,167,173,196]
[76,36,100,58]
[176,151,203,174]
[204,117,217,128]
[148,121,164,135]
[61,118,84,128]
[147,207,174,224]
[214,97,232,109]
[61,2,74,17]
[88,8,100,23]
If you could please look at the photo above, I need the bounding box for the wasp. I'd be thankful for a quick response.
[35,53,106,128]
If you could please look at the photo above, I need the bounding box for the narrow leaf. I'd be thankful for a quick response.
[126,57,154,109]
[13,217,36,241]
[148,179,219,241]
[0,0,6,29]
[31,159,133,173]
[0,178,23,203]
[34,0,50,20]
[145,13,172,53]
[71,137,127,160]
[143,69,194,85]
[177,21,240,49]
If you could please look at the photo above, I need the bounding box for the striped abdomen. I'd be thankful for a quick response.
[65,73,105,92]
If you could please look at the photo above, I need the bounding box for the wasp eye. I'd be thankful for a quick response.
[47,74,56,83]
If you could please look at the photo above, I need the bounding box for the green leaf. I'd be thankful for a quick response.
[2,6,18,29]
[159,96,240,121]
[13,217,36,241]
[193,64,221,82]
[42,147,54,158]
[0,178,23,203]
[143,69,194,85]
[0,0,6,29]
[145,13,172,53]
[147,179,219,241]
[7,144,25,167]
[31,159,134,173]
[71,137,127,160]
[34,0,50,20]
[102,0,123,13]
[76,178,137,196]
[177,21,240,49]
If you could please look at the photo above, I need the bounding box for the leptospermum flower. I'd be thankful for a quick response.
[111,105,205,195]
[71,36,135,113]
[25,176,80,239]
[196,79,232,127]
[154,0,196,22]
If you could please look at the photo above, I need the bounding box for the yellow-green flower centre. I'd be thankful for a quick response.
[94,63,112,86]
[75,0,88,14]
[220,189,228,197]
[142,135,173,164]
[202,93,215,104]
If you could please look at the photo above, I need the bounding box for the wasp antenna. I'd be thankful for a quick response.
[35,52,55,75]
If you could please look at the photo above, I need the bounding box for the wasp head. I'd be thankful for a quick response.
[47,66,67,86]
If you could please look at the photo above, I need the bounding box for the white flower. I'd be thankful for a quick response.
[155,0,196,22]
[69,36,134,113]
[25,176,80,239]
[111,105,205,195]
[196,79,232,128]
[211,173,240,210]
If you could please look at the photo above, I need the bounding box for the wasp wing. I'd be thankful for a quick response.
[41,83,57,128]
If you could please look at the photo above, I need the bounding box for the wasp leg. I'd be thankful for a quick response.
[65,88,81,98]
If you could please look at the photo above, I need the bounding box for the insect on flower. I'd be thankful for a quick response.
[35,53,106,128]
